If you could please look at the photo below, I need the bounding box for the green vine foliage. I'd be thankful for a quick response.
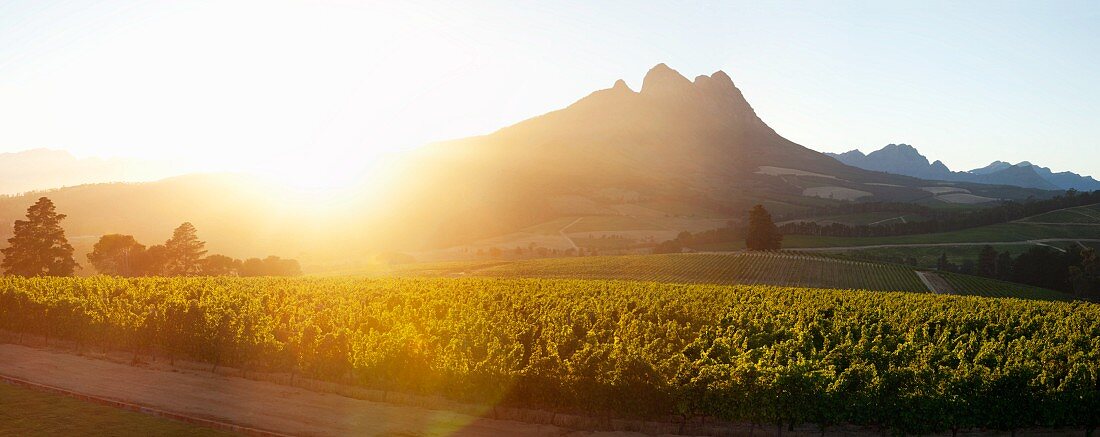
[0,276,1097,434]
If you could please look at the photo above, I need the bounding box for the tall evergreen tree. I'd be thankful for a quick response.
[163,222,207,276]
[745,205,782,251]
[1,197,78,276]
[936,253,952,272]
[977,245,998,277]
[995,251,1014,280]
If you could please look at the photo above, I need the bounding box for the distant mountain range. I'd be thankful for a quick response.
[0,148,178,195]
[827,144,1100,191]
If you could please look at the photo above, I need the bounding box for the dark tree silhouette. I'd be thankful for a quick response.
[200,254,241,276]
[239,256,302,276]
[163,222,207,276]
[995,251,1014,280]
[139,244,170,276]
[1069,247,1100,300]
[87,234,146,276]
[745,205,782,251]
[978,245,998,277]
[936,253,952,272]
[1,197,78,276]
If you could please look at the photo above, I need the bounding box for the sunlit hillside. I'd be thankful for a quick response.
[0,64,1055,271]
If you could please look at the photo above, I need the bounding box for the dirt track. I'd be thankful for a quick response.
[916,271,955,294]
[0,343,644,437]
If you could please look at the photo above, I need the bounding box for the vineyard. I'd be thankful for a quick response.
[1,276,1098,434]
[394,252,1071,300]
[401,252,930,292]
[941,272,1072,301]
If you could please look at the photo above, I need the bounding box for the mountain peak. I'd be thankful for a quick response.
[882,143,919,154]
[641,63,693,95]
[611,79,633,92]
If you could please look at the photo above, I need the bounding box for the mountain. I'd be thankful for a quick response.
[825,144,955,180]
[990,162,1100,191]
[969,161,1014,175]
[0,148,178,195]
[385,64,1051,246]
[826,144,1095,191]
[0,64,1056,269]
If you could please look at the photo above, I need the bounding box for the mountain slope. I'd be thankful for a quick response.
[1011,162,1100,191]
[0,64,1058,267]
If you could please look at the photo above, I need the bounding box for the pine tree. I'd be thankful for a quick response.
[1,197,78,276]
[936,253,951,272]
[87,234,146,276]
[745,205,782,251]
[977,245,997,278]
[163,222,207,276]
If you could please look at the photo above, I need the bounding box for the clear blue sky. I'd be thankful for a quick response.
[2,0,1098,183]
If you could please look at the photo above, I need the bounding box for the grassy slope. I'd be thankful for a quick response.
[0,382,235,437]
[1017,203,1100,224]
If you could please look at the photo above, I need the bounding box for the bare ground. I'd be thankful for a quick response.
[0,339,1082,436]
[0,343,645,437]
[916,271,956,294]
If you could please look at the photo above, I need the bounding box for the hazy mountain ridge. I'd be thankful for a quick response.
[828,144,1099,191]
[0,148,179,195]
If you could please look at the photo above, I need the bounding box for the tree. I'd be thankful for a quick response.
[977,245,997,277]
[239,256,302,276]
[1,197,78,276]
[995,251,1014,280]
[936,253,952,272]
[745,205,782,251]
[87,234,147,276]
[1069,247,1100,300]
[163,222,207,276]
[200,254,241,276]
[138,244,170,276]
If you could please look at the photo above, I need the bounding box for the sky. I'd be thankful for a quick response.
[2,0,1099,186]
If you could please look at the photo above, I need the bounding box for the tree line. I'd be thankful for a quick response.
[1,197,300,277]
[654,205,781,253]
[936,244,1100,300]
[779,189,1100,238]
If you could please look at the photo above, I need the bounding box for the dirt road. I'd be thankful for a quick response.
[559,217,583,251]
[0,343,641,437]
[915,271,954,294]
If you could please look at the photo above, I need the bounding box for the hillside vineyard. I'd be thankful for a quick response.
[1,276,1097,434]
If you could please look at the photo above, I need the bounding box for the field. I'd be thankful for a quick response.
[1017,203,1100,224]
[694,222,1100,250]
[941,272,1072,300]
[0,381,232,437]
[1,276,1097,435]
[824,244,1061,269]
[461,252,929,292]
[390,252,1070,300]
[778,211,927,227]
